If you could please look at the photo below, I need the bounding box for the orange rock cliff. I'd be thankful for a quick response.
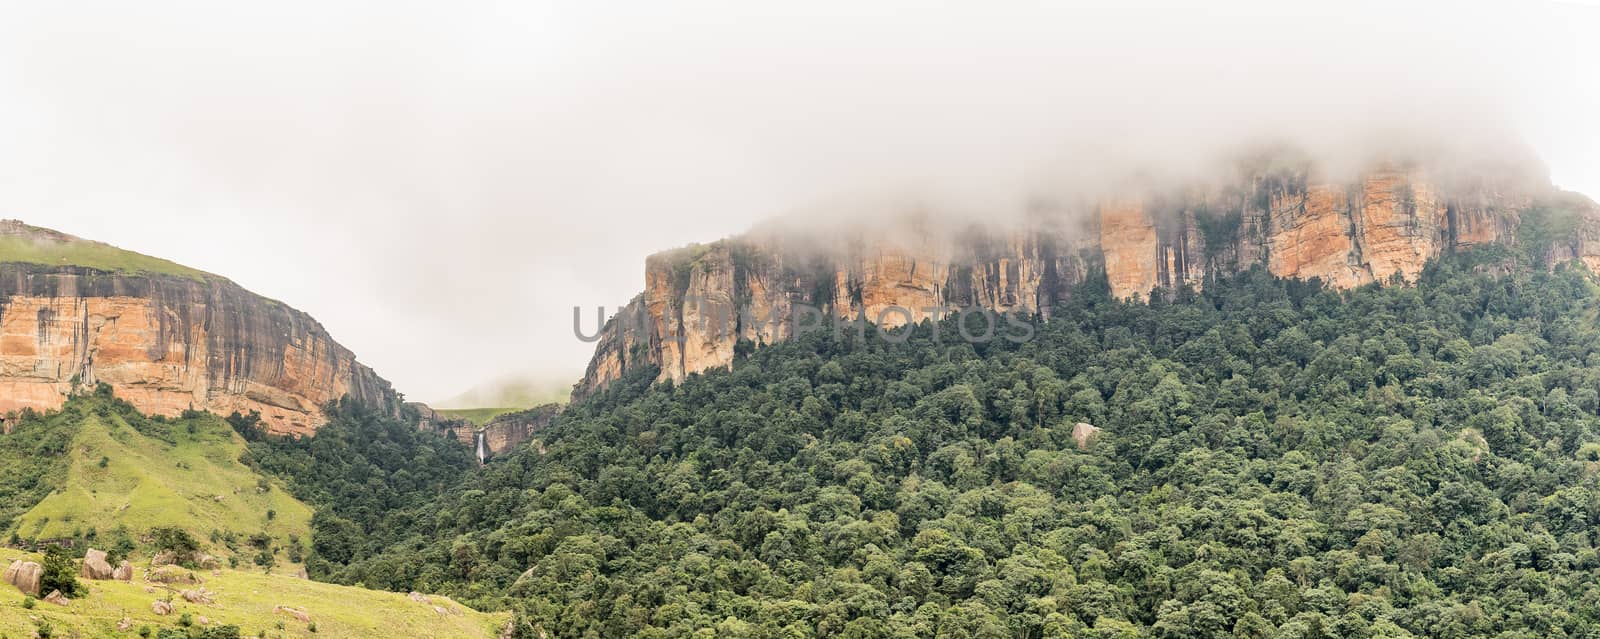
[577,159,1600,397]
[0,221,405,436]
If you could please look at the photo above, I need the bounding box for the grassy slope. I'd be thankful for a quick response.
[0,223,211,280]
[10,408,312,557]
[0,549,507,638]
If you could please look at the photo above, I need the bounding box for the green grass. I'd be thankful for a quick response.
[0,549,508,638]
[0,222,212,279]
[433,408,523,426]
[9,406,312,559]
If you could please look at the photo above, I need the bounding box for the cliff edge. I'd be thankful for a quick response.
[0,220,404,436]
[577,156,1600,398]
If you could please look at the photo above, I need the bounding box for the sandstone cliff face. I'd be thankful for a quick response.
[0,224,404,435]
[577,162,1600,397]
[419,404,557,460]
[479,404,557,458]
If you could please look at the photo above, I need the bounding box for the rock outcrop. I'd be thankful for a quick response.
[3,559,42,595]
[274,605,313,623]
[147,565,199,584]
[0,220,406,436]
[180,588,213,604]
[577,159,1600,397]
[1071,422,1101,450]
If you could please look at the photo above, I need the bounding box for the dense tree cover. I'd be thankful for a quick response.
[239,398,479,578]
[289,251,1600,638]
[0,404,73,536]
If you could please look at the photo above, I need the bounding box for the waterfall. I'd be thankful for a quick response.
[475,430,487,464]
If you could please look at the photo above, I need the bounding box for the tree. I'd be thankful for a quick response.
[38,546,82,597]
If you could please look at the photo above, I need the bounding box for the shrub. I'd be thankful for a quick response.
[199,625,243,639]
[149,526,201,565]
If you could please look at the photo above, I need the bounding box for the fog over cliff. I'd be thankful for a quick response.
[0,0,1596,403]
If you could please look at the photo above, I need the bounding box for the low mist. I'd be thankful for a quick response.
[0,0,1595,402]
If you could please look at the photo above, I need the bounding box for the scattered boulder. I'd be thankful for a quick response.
[117,617,134,631]
[408,591,430,603]
[180,588,213,604]
[113,561,134,581]
[147,565,200,584]
[152,599,174,615]
[197,615,210,626]
[273,605,313,623]
[3,559,42,596]
[1071,422,1102,450]
[196,554,220,569]
[81,548,115,580]
[42,589,70,606]
[433,605,450,616]
[151,550,178,567]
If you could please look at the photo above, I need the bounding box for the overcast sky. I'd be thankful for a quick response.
[0,0,1596,403]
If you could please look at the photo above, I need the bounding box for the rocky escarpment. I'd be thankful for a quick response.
[0,221,405,436]
[578,158,1600,397]
[421,404,558,460]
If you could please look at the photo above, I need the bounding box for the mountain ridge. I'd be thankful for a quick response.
[576,157,1600,398]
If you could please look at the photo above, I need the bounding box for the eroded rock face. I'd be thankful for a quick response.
[577,215,1098,397]
[481,405,558,457]
[0,227,405,436]
[577,161,1600,396]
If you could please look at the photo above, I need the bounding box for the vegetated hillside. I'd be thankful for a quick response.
[0,391,498,638]
[2,389,312,562]
[239,398,481,578]
[0,547,508,639]
[306,248,1600,638]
